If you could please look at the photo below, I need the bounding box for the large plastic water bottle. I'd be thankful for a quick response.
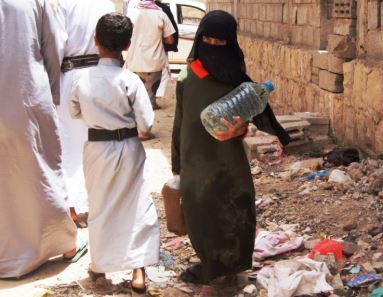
[200,81,274,139]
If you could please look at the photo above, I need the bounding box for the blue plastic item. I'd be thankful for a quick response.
[349,265,361,274]
[303,169,330,180]
[200,81,272,139]
[347,273,383,288]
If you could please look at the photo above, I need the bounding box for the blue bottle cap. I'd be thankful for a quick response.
[262,80,274,92]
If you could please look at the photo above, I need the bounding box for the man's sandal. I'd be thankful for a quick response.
[88,268,106,282]
[63,235,88,263]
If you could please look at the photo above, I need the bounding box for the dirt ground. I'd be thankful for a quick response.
[1,71,383,297]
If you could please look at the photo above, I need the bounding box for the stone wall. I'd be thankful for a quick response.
[239,36,383,155]
[207,0,334,49]
[357,0,383,57]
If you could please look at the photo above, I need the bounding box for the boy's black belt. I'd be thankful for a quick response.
[88,128,138,141]
[61,54,99,72]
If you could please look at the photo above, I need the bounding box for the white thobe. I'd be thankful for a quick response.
[125,7,175,72]
[55,0,115,212]
[70,58,160,272]
[0,0,77,278]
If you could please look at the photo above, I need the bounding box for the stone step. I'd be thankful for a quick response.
[281,120,311,131]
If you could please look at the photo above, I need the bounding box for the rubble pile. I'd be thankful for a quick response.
[244,112,331,162]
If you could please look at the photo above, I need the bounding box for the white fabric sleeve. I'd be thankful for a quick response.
[41,0,62,105]
[162,13,176,38]
[54,0,69,62]
[129,76,154,134]
[69,75,82,119]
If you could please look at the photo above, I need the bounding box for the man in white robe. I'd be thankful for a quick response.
[124,0,175,115]
[54,0,115,214]
[0,0,78,278]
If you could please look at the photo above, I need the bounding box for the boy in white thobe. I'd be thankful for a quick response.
[69,13,159,292]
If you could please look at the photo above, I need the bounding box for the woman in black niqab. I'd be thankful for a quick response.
[189,10,290,145]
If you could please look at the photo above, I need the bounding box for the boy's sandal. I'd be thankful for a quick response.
[63,235,88,263]
[131,267,146,294]
[131,284,147,294]
[139,132,156,141]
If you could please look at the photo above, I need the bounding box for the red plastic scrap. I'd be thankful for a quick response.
[308,239,344,261]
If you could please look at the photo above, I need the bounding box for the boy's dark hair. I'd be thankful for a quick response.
[96,13,133,52]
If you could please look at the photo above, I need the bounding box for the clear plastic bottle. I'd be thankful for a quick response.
[200,81,274,139]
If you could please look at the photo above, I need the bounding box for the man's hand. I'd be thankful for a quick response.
[214,116,248,141]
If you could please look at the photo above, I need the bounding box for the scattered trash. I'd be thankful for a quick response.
[159,251,176,268]
[323,148,360,167]
[164,237,184,250]
[146,266,176,283]
[309,239,344,261]
[370,287,383,297]
[328,169,353,184]
[256,258,333,297]
[303,169,330,180]
[347,273,383,288]
[253,230,304,260]
[350,265,361,274]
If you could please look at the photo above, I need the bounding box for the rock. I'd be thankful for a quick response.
[343,220,358,231]
[330,273,344,290]
[243,284,257,294]
[342,241,358,256]
[319,70,344,93]
[251,165,262,175]
[163,287,190,297]
[357,239,370,251]
[367,224,383,236]
[348,167,364,181]
[373,252,383,261]
[33,289,52,297]
[328,34,356,59]
[323,184,334,190]
[361,262,375,272]
[304,239,321,250]
[373,261,383,273]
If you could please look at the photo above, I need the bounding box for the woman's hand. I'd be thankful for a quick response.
[214,116,248,141]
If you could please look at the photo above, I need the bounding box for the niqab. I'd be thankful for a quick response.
[189,11,247,87]
[189,10,290,145]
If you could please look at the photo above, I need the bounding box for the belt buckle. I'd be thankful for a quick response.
[117,129,122,141]
[62,60,74,72]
